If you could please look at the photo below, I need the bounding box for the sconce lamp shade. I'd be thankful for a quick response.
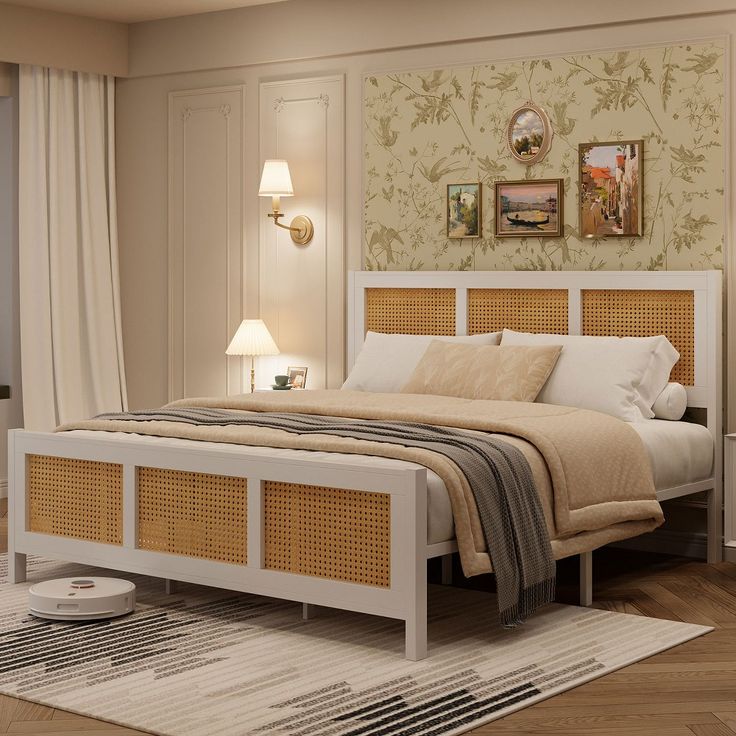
[258,160,294,197]
[226,319,279,357]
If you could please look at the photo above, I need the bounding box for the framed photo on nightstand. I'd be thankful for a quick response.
[287,366,308,389]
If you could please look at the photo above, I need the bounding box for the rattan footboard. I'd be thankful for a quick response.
[28,455,123,545]
[137,467,248,565]
[26,456,392,587]
[264,481,391,587]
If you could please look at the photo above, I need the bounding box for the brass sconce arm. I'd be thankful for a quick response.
[267,210,314,245]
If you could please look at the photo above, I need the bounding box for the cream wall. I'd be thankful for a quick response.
[127,0,736,77]
[0,2,127,75]
[116,9,736,413]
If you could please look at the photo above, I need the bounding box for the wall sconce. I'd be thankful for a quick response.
[258,159,314,245]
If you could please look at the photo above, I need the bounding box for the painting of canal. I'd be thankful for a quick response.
[494,179,563,237]
[580,140,643,238]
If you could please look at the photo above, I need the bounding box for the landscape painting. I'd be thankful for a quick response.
[494,179,563,237]
[447,183,481,238]
[580,140,643,238]
[506,102,553,165]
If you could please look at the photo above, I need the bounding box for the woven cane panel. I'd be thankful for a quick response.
[467,289,569,334]
[582,289,695,385]
[366,288,455,335]
[137,468,247,565]
[28,455,122,544]
[263,481,390,587]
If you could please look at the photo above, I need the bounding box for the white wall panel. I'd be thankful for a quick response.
[168,85,245,400]
[259,76,344,389]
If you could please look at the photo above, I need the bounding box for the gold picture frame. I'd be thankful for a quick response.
[494,179,563,238]
[506,101,553,165]
[447,182,481,239]
[579,140,643,238]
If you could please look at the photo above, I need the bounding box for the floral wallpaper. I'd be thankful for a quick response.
[363,40,724,271]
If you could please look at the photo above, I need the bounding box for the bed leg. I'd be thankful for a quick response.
[405,607,427,661]
[9,553,26,584]
[164,579,177,595]
[579,551,593,607]
[706,487,722,564]
[405,562,428,660]
[440,554,453,585]
[302,603,317,620]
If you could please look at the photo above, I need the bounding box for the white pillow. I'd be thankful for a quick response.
[343,331,501,393]
[500,329,679,421]
[652,382,687,420]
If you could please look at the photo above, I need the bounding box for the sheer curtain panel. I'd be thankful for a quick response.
[18,65,127,430]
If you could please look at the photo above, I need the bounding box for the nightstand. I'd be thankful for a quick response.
[254,388,310,392]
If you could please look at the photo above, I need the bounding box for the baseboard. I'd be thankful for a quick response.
[0,479,6,499]
[612,528,707,559]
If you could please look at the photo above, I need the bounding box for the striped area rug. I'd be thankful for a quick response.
[0,555,709,736]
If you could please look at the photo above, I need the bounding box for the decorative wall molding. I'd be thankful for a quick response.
[259,76,345,388]
[168,85,246,401]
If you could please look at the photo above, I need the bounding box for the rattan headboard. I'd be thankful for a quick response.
[348,270,721,414]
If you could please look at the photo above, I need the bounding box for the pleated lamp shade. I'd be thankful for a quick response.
[258,160,294,197]
[226,319,280,357]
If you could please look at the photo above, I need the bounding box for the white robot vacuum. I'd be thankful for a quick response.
[28,578,136,621]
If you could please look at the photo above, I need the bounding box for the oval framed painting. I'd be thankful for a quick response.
[506,101,553,165]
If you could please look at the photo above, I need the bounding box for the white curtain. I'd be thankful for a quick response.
[18,65,127,430]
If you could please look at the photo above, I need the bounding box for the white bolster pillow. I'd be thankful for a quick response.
[652,382,687,420]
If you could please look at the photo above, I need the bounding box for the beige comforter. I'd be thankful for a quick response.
[59,390,664,577]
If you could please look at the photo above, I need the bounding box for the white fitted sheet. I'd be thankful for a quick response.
[64,418,714,546]
[627,419,713,492]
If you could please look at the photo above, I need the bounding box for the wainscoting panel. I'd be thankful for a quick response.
[259,76,345,388]
[168,86,245,401]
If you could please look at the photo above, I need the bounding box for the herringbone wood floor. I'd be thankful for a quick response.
[2,497,736,735]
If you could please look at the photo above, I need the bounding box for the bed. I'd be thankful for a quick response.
[8,270,722,660]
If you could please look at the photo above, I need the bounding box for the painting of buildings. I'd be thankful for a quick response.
[580,141,643,238]
[447,183,481,238]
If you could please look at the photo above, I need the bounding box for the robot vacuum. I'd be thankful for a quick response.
[28,578,136,621]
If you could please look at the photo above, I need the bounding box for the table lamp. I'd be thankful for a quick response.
[226,319,280,393]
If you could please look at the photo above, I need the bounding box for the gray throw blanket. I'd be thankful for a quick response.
[93,407,556,627]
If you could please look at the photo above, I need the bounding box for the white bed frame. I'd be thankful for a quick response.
[8,270,722,660]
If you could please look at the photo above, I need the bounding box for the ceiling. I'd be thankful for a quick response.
[4,0,289,23]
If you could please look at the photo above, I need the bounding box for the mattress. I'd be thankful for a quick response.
[64,418,713,546]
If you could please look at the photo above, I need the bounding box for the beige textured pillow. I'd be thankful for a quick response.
[401,341,562,402]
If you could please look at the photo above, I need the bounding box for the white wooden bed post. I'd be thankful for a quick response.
[8,430,26,585]
[404,468,428,660]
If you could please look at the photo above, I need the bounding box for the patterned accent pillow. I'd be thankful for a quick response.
[401,341,562,402]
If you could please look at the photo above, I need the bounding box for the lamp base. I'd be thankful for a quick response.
[289,215,314,245]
